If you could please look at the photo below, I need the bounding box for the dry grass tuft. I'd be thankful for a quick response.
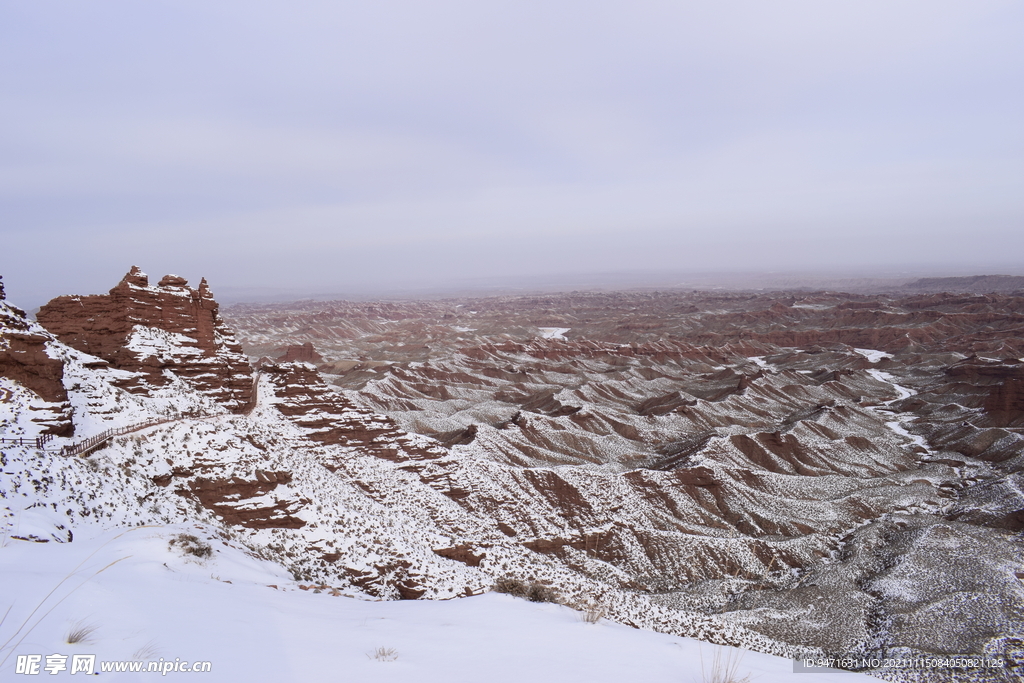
[568,597,605,624]
[132,641,161,660]
[367,647,398,662]
[65,621,98,645]
[700,645,751,683]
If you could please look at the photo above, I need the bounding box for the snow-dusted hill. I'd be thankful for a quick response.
[3,271,1024,681]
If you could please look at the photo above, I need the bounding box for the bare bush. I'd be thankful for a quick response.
[492,576,529,598]
[169,533,212,560]
[492,576,559,603]
[580,605,605,624]
[526,582,558,603]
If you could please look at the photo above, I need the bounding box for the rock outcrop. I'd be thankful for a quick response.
[37,267,253,411]
[946,359,1024,428]
[274,342,324,364]
[0,278,74,436]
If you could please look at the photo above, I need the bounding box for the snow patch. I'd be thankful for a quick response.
[126,325,204,361]
[854,348,893,363]
[538,327,570,340]
[747,356,771,371]
[866,369,915,402]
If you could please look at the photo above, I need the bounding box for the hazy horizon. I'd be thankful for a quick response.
[8,264,1024,313]
[3,1,1022,309]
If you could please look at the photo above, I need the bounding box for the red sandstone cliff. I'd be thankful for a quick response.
[36,267,253,412]
[0,275,74,435]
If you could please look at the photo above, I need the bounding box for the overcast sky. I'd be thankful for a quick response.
[2,1,1022,307]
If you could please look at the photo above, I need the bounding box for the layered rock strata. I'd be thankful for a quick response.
[260,360,446,464]
[37,267,253,411]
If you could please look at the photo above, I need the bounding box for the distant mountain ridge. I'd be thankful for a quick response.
[904,274,1024,293]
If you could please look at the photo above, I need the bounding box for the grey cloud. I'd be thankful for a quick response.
[1,0,1022,307]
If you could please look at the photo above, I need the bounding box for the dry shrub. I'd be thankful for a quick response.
[492,576,529,598]
[169,533,212,560]
[526,582,558,603]
[492,576,559,603]
[580,604,605,624]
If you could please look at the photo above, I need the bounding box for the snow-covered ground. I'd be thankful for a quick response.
[0,527,870,682]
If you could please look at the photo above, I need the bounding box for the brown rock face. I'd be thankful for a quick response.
[985,377,1024,427]
[0,280,74,436]
[179,472,306,529]
[433,544,484,566]
[36,267,253,411]
[0,292,73,436]
[0,331,69,405]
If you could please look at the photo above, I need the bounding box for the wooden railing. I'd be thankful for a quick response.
[0,418,171,457]
[58,417,174,457]
[1,372,264,457]
[0,434,53,449]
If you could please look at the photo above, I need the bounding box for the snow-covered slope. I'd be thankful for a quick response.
[0,527,871,682]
